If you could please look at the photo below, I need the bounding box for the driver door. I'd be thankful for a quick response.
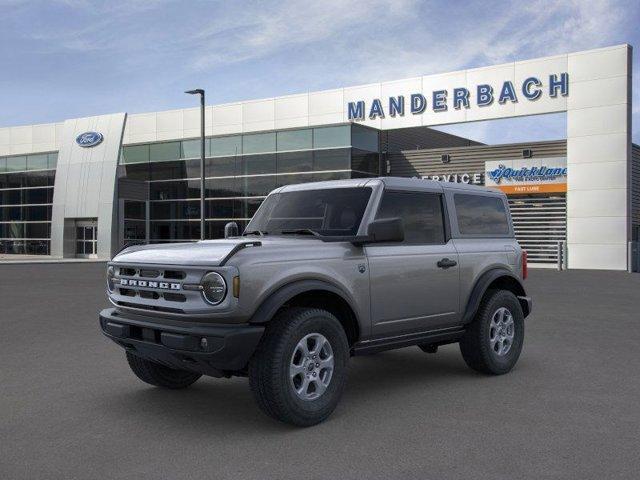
[365,189,460,337]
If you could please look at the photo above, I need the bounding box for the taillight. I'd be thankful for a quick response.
[522,250,528,280]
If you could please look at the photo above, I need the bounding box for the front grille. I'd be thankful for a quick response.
[110,264,215,315]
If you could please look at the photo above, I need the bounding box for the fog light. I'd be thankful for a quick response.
[200,337,208,350]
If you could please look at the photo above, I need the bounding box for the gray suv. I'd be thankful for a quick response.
[100,177,531,426]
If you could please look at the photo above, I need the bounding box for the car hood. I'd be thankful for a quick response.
[112,238,263,266]
[111,236,347,266]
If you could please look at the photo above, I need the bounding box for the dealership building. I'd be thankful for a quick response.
[0,44,637,270]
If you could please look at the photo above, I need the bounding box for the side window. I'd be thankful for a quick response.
[454,194,510,235]
[375,191,445,244]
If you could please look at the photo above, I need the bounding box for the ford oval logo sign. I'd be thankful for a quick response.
[76,131,103,148]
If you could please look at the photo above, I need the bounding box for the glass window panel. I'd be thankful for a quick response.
[124,201,146,220]
[351,149,379,174]
[211,136,242,157]
[1,189,22,204]
[313,126,350,149]
[181,139,201,159]
[0,158,6,173]
[150,220,200,241]
[313,148,350,171]
[242,133,275,154]
[118,163,150,181]
[6,156,27,172]
[238,154,276,176]
[205,220,228,240]
[25,240,49,255]
[27,154,49,170]
[24,205,51,221]
[123,220,146,240]
[149,142,181,163]
[454,194,510,235]
[277,129,312,151]
[150,201,200,220]
[25,223,50,239]
[235,198,264,219]
[376,191,445,244]
[25,170,55,187]
[6,222,25,238]
[206,156,236,177]
[48,153,58,169]
[351,125,379,152]
[122,145,150,164]
[150,180,199,200]
[23,188,52,204]
[206,199,236,219]
[237,175,277,197]
[277,151,313,174]
[0,206,22,221]
[205,177,238,198]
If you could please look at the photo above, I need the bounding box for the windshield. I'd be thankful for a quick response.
[245,187,372,236]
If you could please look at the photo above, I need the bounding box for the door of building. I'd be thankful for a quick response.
[76,220,98,258]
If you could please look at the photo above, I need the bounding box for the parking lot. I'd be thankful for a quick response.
[1,263,639,480]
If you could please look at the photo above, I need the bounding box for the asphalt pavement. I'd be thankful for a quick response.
[1,263,639,479]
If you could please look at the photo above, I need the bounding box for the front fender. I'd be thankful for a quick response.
[248,279,360,325]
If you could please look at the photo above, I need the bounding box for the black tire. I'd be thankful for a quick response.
[125,351,202,389]
[248,307,350,427]
[459,289,524,375]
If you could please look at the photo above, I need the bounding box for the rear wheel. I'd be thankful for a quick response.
[249,307,349,427]
[126,352,202,389]
[459,289,524,375]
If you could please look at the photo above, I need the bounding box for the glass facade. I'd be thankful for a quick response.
[118,124,379,245]
[0,152,57,254]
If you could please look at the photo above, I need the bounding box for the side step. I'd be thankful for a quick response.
[352,326,465,356]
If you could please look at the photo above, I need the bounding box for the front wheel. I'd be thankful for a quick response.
[248,307,349,427]
[459,290,525,375]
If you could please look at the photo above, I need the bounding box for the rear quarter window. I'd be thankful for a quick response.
[454,193,510,236]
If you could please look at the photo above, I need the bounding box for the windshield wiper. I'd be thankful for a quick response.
[243,230,267,236]
[280,228,321,237]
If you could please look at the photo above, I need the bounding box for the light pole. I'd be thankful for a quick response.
[185,88,206,241]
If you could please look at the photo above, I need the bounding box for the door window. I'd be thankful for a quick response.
[375,191,445,244]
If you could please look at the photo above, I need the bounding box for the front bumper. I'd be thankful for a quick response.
[99,308,264,377]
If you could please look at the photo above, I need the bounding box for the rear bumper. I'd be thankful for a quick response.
[99,308,264,377]
[517,295,533,318]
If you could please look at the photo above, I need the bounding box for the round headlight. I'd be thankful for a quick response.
[107,266,116,292]
[201,272,227,305]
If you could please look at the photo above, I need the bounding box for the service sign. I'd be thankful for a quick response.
[485,157,567,194]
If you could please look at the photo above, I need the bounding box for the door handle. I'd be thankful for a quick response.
[437,258,457,269]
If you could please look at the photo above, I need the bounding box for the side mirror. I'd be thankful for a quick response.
[366,217,404,243]
[224,221,239,238]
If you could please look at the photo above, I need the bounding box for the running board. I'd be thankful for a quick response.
[352,327,465,356]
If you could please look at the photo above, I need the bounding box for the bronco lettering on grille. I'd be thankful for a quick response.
[120,279,181,290]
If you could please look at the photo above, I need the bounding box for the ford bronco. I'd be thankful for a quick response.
[100,177,531,426]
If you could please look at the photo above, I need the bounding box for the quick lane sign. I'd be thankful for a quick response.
[348,73,569,121]
[485,157,567,194]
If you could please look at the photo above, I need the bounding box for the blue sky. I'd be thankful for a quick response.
[0,0,638,144]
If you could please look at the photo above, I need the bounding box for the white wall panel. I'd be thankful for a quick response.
[568,244,628,270]
[567,132,628,164]
[567,189,627,218]
[343,83,382,129]
[420,72,468,126]
[567,103,628,138]
[567,76,628,110]
[514,54,568,116]
[568,46,629,82]
[567,161,627,191]
[465,63,516,122]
